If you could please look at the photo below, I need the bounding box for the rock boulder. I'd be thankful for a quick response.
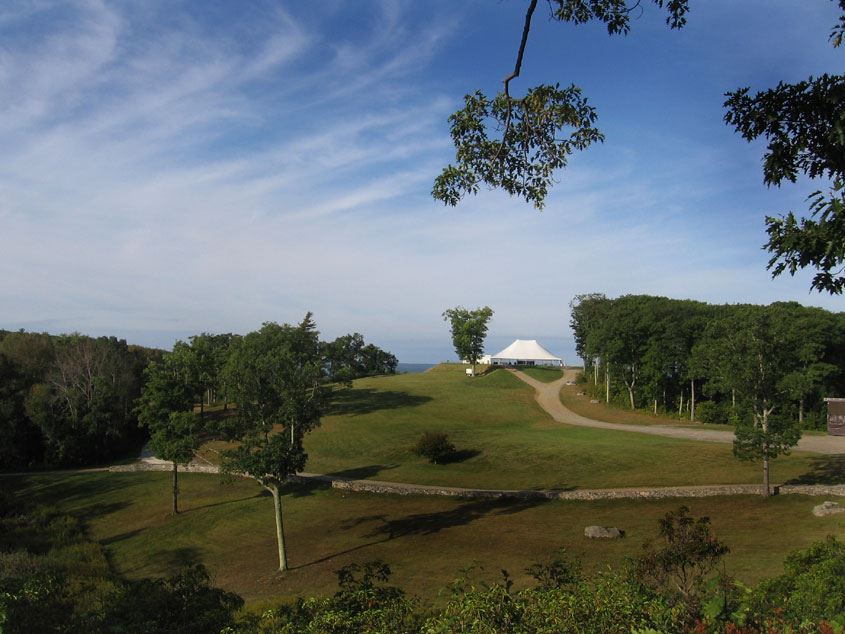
[812,501,845,517]
[584,525,624,539]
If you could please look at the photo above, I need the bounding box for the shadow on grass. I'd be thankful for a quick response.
[366,496,548,540]
[147,546,202,569]
[438,449,481,464]
[190,492,269,512]
[297,496,548,570]
[324,464,398,480]
[786,455,845,485]
[329,388,432,417]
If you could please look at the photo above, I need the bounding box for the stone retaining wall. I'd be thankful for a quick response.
[108,462,845,500]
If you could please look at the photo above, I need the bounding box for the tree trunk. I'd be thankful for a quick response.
[731,389,736,413]
[690,378,696,421]
[627,385,635,410]
[799,398,804,426]
[290,423,295,447]
[605,362,610,404]
[593,360,598,385]
[761,408,770,498]
[270,484,288,571]
[653,399,657,415]
[172,461,179,515]
[678,392,684,418]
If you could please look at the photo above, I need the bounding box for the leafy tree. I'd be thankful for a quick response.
[742,536,845,631]
[636,505,729,625]
[103,564,243,634]
[322,333,398,385]
[25,335,144,466]
[724,1,845,294]
[433,0,689,209]
[0,353,43,469]
[148,412,203,515]
[727,307,801,497]
[413,431,456,464]
[221,315,327,571]
[442,305,494,374]
[436,2,845,294]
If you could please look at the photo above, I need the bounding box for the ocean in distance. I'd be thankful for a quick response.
[396,363,435,374]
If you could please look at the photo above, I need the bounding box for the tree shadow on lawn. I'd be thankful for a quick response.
[365,496,549,540]
[439,449,481,464]
[328,388,432,417]
[786,455,845,485]
[296,497,547,570]
[280,465,400,499]
[145,546,203,570]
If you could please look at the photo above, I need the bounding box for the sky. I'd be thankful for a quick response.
[1,0,843,363]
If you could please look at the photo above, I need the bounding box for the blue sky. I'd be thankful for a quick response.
[1,0,842,363]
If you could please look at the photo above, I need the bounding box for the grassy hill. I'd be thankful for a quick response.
[299,364,820,490]
[10,472,844,607]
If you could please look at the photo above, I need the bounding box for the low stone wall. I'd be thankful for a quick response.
[108,462,845,501]
[109,462,221,475]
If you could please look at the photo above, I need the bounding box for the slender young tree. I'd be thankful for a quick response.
[148,411,202,514]
[137,359,199,513]
[442,306,494,375]
[221,315,327,572]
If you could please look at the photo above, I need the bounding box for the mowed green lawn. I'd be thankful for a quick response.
[11,472,844,607]
[303,364,825,489]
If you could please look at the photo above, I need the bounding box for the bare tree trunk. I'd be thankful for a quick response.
[761,408,770,498]
[690,378,695,421]
[172,461,179,514]
[653,399,657,414]
[799,398,804,426]
[627,385,635,410]
[605,362,610,404]
[270,484,288,571]
[678,392,684,418]
[731,389,736,413]
[593,360,598,385]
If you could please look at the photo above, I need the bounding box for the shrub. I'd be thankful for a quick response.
[695,401,725,424]
[414,432,455,464]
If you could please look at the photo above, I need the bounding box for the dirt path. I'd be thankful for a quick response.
[511,369,845,455]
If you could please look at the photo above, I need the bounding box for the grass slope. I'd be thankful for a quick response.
[11,472,845,607]
[301,365,821,489]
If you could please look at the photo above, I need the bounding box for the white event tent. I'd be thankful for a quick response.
[480,339,563,367]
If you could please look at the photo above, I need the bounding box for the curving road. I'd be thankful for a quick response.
[511,369,845,455]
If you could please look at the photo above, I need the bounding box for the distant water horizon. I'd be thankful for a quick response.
[396,363,436,374]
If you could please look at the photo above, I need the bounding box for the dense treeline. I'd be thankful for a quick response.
[0,326,396,472]
[3,491,843,633]
[569,295,845,430]
[0,330,160,469]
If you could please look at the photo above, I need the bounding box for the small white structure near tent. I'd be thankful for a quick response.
[486,339,563,367]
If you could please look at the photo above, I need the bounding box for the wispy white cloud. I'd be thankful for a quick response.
[0,0,840,362]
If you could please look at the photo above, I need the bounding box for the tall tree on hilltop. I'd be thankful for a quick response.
[442,306,494,375]
[221,315,327,572]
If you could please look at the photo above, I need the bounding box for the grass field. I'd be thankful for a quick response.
[518,366,564,383]
[293,365,826,490]
[10,471,844,608]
